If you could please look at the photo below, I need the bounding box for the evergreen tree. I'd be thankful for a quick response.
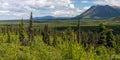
[42,25,50,45]
[28,12,35,45]
[99,23,106,33]
[115,35,120,53]
[61,32,66,42]
[98,31,106,45]
[67,27,74,43]
[7,26,11,43]
[98,23,106,46]
[77,19,81,43]
[7,31,11,43]
[52,29,57,47]
[98,23,115,48]
[87,31,95,46]
[106,29,115,48]
[19,19,25,42]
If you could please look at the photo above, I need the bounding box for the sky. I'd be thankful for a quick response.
[0,0,120,20]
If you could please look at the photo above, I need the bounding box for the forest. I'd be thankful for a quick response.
[0,12,120,60]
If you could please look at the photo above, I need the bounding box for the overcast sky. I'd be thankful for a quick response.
[0,0,120,20]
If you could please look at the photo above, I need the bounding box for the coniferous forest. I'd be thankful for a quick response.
[0,12,120,60]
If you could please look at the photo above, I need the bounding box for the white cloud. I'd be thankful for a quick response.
[83,6,90,10]
[69,4,75,9]
[52,9,83,17]
[93,0,120,6]
[0,11,9,13]
[81,1,88,3]
[13,13,27,17]
[49,5,55,9]
[0,0,79,19]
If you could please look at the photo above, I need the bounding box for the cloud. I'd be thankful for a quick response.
[0,0,80,19]
[69,4,75,9]
[24,0,70,10]
[52,8,83,17]
[83,6,90,10]
[81,1,88,3]
[1,0,73,10]
[93,0,120,6]
[0,11,9,13]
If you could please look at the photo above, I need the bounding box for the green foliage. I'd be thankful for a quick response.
[99,23,106,33]
[98,23,106,46]
[106,29,115,48]
[95,46,115,60]
[52,29,58,47]
[98,31,106,45]
[0,16,119,60]
[42,25,50,45]
[98,23,116,48]
[115,35,120,54]
[67,27,74,42]
[19,19,25,43]
[28,12,35,45]
[77,19,81,43]
[7,30,11,43]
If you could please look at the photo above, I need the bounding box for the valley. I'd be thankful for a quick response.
[0,0,120,59]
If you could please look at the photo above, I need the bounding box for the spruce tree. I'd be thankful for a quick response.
[52,29,57,47]
[98,23,115,48]
[99,23,106,33]
[67,27,74,43]
[87,31,95,46]
[19,19,25,42]
[115,35,120,53]
[106,29,115,48]
[28,12,35,45]
[7,26,11,43]
[98,31,106,45]
[98,23,106,46]
[42,25,50,45]
[77,19,81,43]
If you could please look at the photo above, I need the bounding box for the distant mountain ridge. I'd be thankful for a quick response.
[34,16,71,20]
[34,16,55,20]
[34,5,120,20]
[75,5,120,20]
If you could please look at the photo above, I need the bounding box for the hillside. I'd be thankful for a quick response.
[75,5,120,20]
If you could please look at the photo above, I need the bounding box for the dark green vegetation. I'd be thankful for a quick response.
[0,13,120,60]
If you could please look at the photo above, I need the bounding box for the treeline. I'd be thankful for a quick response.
[0,12,120,59]
[0,12,119,50]
[19,13,119,52]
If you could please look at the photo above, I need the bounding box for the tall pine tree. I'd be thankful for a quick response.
[52,29,57,47]
[42,25,50,45]
[98,23,115,48]
[28,12,35,45]
[106,29,115,48]
[7,26,11,43]
[77,19,81,43]
[98,23,106,46]
[19,19,25,43]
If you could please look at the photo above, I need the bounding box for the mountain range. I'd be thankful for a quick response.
[34,16,55,20]
[34,16,71,20]
[34,5,120,20]
[76,5,120,20]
